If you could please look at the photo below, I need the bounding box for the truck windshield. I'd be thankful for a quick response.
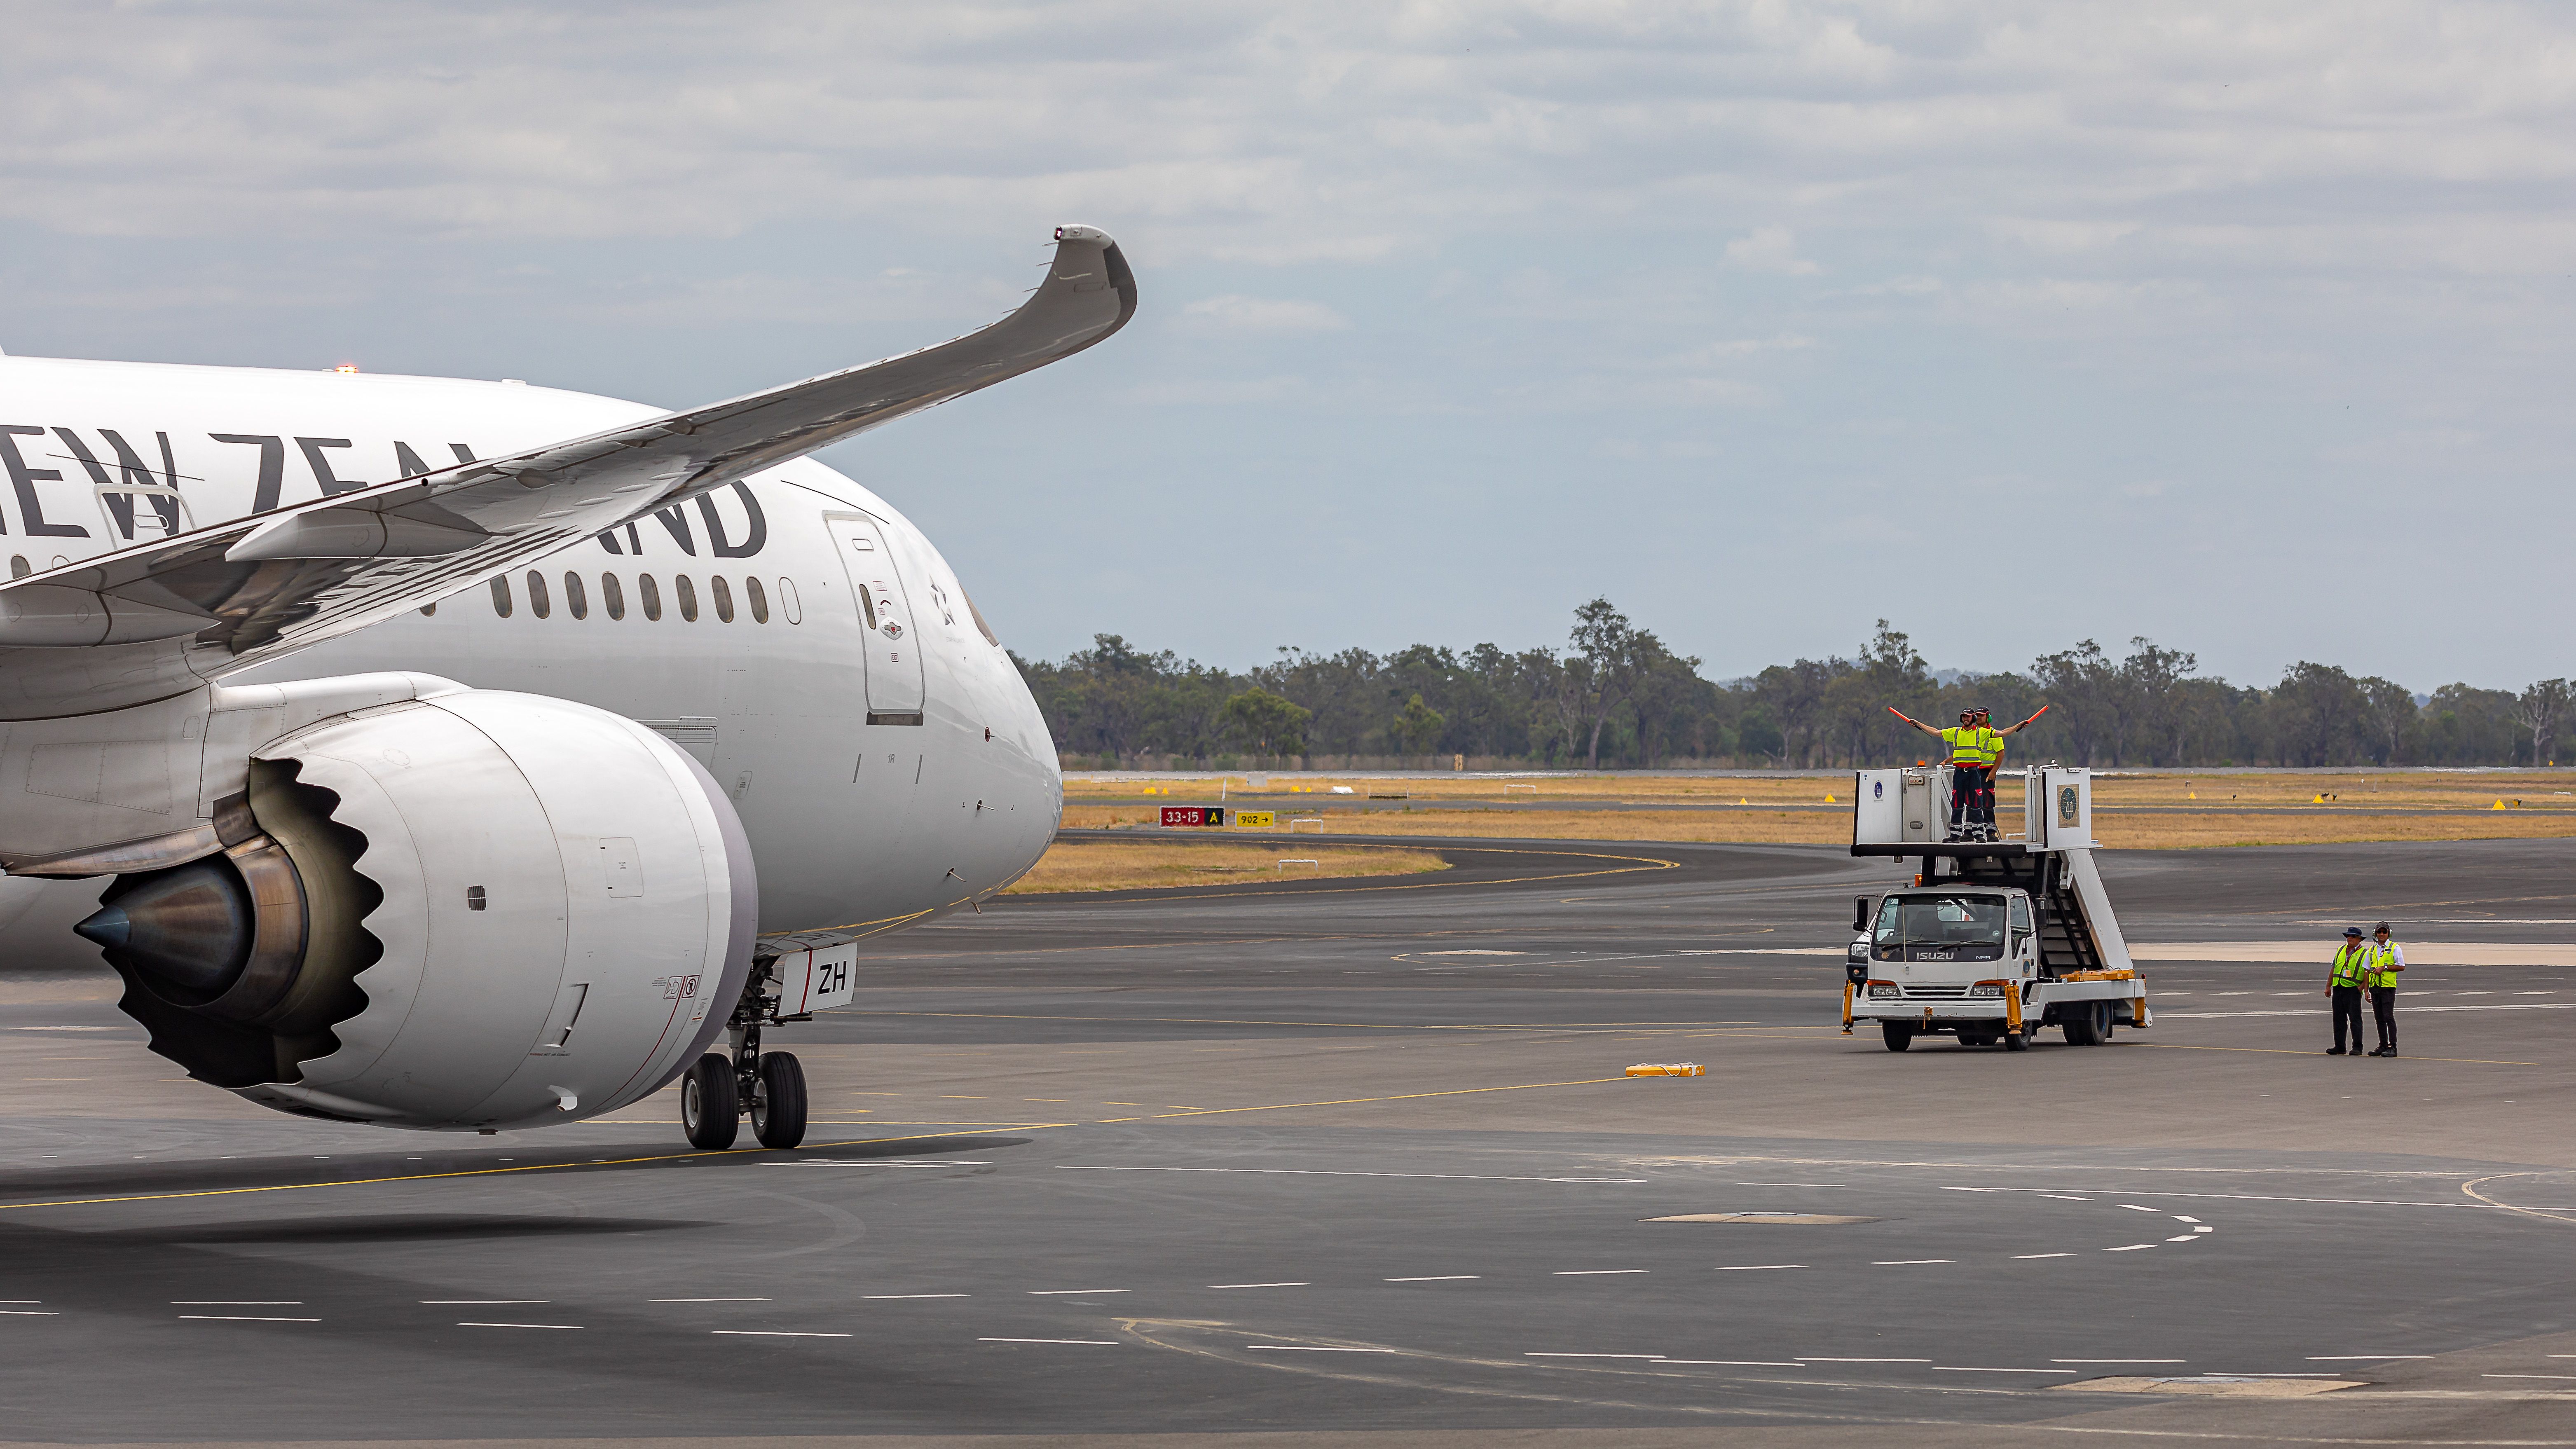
[1873,894,2008,960]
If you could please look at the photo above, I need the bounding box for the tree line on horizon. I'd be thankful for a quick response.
[1012,602,2572,771]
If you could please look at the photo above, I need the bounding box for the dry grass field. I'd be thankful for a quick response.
[1002,840,1448,894]
[1056,769,2576,850]
[1063,773,1848,805]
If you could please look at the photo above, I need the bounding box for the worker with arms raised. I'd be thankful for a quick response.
[1888,704,2048,842]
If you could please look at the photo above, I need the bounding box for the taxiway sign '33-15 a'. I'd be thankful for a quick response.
[0,226,1133,1151]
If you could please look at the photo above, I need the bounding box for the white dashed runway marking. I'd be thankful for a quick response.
[1057,1166,1647,1185]
[714,1330,852,1338]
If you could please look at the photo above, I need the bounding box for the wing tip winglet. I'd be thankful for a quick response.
[1053,223,1138,337]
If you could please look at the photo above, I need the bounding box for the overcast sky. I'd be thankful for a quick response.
[5,2,2571,690]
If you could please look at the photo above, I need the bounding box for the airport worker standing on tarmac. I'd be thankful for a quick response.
[2327,926,2372,1056]
[1887,705,2049,843]
[2368,921,2405,1057]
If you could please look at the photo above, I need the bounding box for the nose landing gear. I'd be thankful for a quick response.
[681,962,811,1151]
[751,1049,808,1149]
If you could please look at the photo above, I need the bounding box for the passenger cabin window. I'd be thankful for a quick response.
[564,571,588,620]
[419,603,436,618]
[7,556,27,579]
[676,574,699,622]
[602,572,626,620]
[526,570,551,619]
[712,574,735,622]
[490,576,513,618]
[745,575,770,623]
[639,574,662,621]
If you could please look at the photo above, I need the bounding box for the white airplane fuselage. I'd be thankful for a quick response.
[0,355,1062,950]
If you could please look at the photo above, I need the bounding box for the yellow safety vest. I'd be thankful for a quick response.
[2368,943,2400,988]
[1938,727,1988,767]
[1973,726,2004,766]
[2329,945,2370,990]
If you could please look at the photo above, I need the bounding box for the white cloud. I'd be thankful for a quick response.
[1987,218,2141,255]
[1665,334,1818,364]
[1724,227,1822,275]
[1176,294,1352,333]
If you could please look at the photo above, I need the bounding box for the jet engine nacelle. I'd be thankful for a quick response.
[85,689,757,1130]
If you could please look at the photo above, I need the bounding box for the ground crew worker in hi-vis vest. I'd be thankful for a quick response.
[2326,926,2372,1056]
[1888,704,2049,843]
[2367,921,2405,1057]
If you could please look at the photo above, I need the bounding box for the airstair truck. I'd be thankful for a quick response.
[1841,765,2149,1052]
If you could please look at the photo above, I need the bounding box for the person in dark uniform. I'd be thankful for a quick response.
[2326,926,2371,1056]
[2367,921,2405,1057]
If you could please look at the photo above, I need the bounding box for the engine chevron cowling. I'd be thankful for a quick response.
[97,688,757,1131]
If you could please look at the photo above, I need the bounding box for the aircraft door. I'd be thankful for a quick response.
[824,513,925,722]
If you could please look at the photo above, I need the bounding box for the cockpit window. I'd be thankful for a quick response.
[963,588,1000,647]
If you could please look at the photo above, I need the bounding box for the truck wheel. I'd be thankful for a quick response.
[2004,1030,2030,1051]
[2061,1011,2099,1047]
[1881,1023,1914,1052]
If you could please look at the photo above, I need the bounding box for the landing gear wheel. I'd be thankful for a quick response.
[2004,1029,2030,1051]
[681,1053,740,1149]
[1881,1022,1915,1052]
[752,1051,808,1149]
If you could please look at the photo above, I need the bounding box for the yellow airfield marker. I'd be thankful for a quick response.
[1626,1062,1705,1077]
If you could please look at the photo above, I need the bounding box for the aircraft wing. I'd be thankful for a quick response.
[0,225,1135,721]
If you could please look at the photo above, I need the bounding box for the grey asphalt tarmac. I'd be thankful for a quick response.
[6,835,2576,1447]
[1086,793,2576,816]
